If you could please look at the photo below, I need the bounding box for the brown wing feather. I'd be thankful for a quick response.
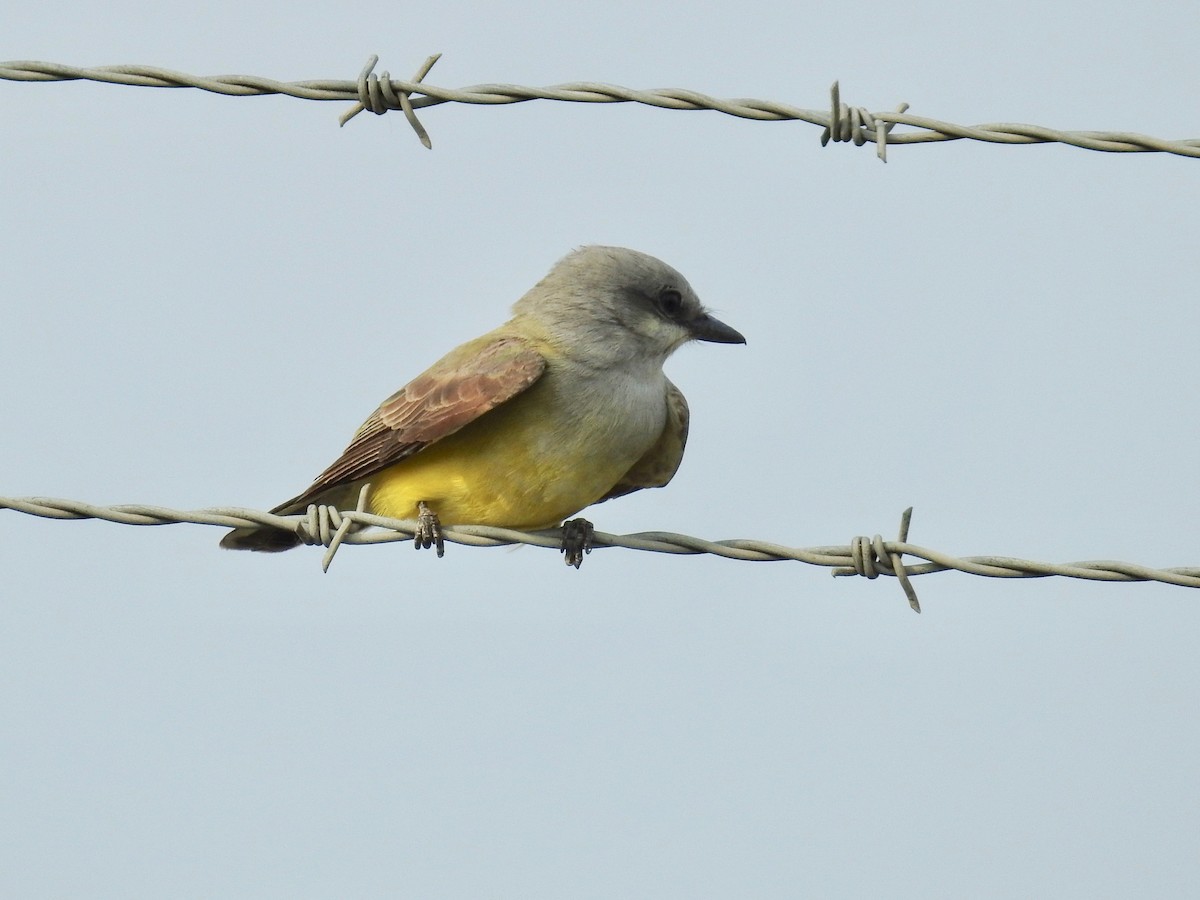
[598,380,690,503]
[275,335,545,511]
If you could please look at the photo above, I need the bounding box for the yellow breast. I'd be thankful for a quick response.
[366,377,659,529]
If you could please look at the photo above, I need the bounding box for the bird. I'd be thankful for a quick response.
[219,245,745,565]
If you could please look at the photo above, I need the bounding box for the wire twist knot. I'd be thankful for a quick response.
[849,533,892,579]
[285,485,377,572]
[820,81,910,162]
[293,503,346,548]
[843,508,922,612]
[339,54,442,147]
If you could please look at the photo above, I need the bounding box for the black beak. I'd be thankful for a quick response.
[689,312,746,345]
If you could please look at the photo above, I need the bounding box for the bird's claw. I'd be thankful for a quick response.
[560,517,594,569]
[415,501,445,557]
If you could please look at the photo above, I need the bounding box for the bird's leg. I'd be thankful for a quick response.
[560,517,595,569]
[415,501,445,557]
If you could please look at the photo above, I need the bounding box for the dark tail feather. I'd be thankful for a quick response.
[219,525,302,552]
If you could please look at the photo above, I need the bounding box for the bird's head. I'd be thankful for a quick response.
[514,245,745,366]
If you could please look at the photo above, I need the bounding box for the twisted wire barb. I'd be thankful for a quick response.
[5,496,1200,613]
[3,57,1199,160]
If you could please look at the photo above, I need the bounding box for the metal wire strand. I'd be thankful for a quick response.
[5,496,1200,614]
[3,57,1198,159]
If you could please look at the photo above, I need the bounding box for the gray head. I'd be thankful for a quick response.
[512,245,745,364]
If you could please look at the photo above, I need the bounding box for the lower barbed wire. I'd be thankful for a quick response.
[4,496,1200,614]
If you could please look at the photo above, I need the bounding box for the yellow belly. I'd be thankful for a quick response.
[365,387,648,529]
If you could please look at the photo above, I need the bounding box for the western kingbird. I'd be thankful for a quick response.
[220,245,745,564]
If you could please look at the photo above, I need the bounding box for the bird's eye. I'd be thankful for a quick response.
[657,288,684,317]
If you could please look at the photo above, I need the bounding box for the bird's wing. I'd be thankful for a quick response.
[275,334,546,511]
[597,379,690,503]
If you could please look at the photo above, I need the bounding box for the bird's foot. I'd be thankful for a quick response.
[415,501,445,557]
[560,517,594,569]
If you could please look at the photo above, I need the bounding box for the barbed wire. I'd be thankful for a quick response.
[3,55,1198,162]
[5,496,1200,613]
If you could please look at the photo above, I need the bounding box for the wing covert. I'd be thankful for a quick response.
[598,379,690,503]
[276,335,546,510]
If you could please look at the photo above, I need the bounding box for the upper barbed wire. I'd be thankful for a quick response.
[3,56,1198,161]
[4,495,1199,614]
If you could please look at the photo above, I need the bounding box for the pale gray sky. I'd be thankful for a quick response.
[4,1,1200,896]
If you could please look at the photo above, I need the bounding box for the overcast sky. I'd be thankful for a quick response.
[4,1,1200,896]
